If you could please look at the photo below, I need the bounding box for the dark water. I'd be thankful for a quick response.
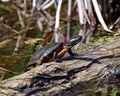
[0,40,28,79]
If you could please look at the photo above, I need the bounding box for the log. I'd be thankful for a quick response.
[0,37,120,96]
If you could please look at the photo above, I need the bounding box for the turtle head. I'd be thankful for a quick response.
[66,35,82,47]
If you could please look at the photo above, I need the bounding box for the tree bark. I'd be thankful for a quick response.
[0,37,120,96]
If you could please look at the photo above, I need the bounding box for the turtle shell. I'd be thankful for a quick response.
[27,42,63,67]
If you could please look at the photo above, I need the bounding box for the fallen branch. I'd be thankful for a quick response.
[0,37,120,95]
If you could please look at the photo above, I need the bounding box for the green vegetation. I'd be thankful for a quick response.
[108,87,118,96]
[91,34,117,47]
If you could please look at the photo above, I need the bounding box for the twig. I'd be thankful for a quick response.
[14,9,25,51]
[54,0,58,8]
[77,0,85,25]
[40,0,51,8]
[37,17,44,31]
[2,24,19,34]
[43,10,54,21]
[54,0,62,42]
[87,0,96,26]
[14,32,22,51]
[82,0,91,25]
[0,67,18,75]
[109,17,120,29]
[84,0,88,9]
[23,0,27,19]
[67,0,72,41]
[0,39,13,48]
[25,3,36,31]
[91,0,112,32]
[42,0,54,10]
[17,9,25,28]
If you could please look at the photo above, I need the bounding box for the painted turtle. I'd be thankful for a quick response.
[26,35,82,70]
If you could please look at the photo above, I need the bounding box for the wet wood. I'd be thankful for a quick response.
[0,37,120,96]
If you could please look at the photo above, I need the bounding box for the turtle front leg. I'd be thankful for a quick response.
[68,48,78,56]
[53,51,62,62]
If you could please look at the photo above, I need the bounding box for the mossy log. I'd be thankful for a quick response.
[0,37,120,96]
